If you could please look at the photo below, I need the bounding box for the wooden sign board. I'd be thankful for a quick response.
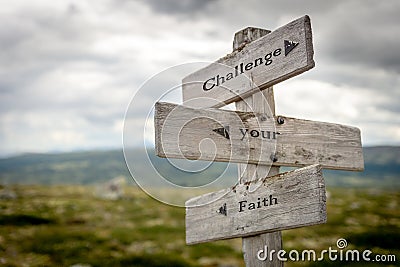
[182,15,314,108]
[155,102,364,171]
[185,164,326,244]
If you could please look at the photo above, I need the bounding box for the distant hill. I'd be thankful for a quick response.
[0,150,131,185]
[0,149,237,187]
[324,146,400,188]
[0,146,399,188]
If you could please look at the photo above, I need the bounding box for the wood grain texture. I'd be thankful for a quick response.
[233,28,283,267]
[185,164,327,244]
[233,27,271,51]
[237,89,283,267]
[182,15,314,108]
[154,102,364,171]
[274,116,364,171]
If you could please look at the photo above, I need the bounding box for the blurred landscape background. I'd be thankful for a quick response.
[0,146,399,266]
[1,146,400,188]
[1,0,400,266]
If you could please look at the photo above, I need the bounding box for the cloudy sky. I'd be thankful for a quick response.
[1,0,399,157]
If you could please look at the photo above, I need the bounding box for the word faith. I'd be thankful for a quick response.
[239,195,278,212]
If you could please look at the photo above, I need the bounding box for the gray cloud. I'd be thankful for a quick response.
[316,1,400,73]
[1,0,399,156]
[140,0,216,16]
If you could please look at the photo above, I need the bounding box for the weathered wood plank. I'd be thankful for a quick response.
[237,89,283,267]
[154,102,364,171]
[233,27,282,266]
[185,164,327,244]
[182,15,314,108]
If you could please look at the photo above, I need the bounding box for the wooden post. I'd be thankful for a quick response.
[234,27,284,267]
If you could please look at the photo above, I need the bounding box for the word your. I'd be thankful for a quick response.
[239,195,278,212]
[213,126,280,141]
[240,128,280,141]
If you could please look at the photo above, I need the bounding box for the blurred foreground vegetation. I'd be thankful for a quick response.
[0,185,399,267]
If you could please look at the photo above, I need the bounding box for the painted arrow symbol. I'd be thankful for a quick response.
[284,40,299,56]
[213,126,230,139]
[217,203,227,216]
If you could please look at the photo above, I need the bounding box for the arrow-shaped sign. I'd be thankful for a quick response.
[155,102,364,171]
[185,164,326,244]
[182,15,314,108]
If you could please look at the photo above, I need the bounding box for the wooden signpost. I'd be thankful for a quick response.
[155,102,363,171]
[182,15,314,108]
[186,164,326,244]
[154,15,364,266]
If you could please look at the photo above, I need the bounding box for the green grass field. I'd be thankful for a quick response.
[0,185,398,266]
